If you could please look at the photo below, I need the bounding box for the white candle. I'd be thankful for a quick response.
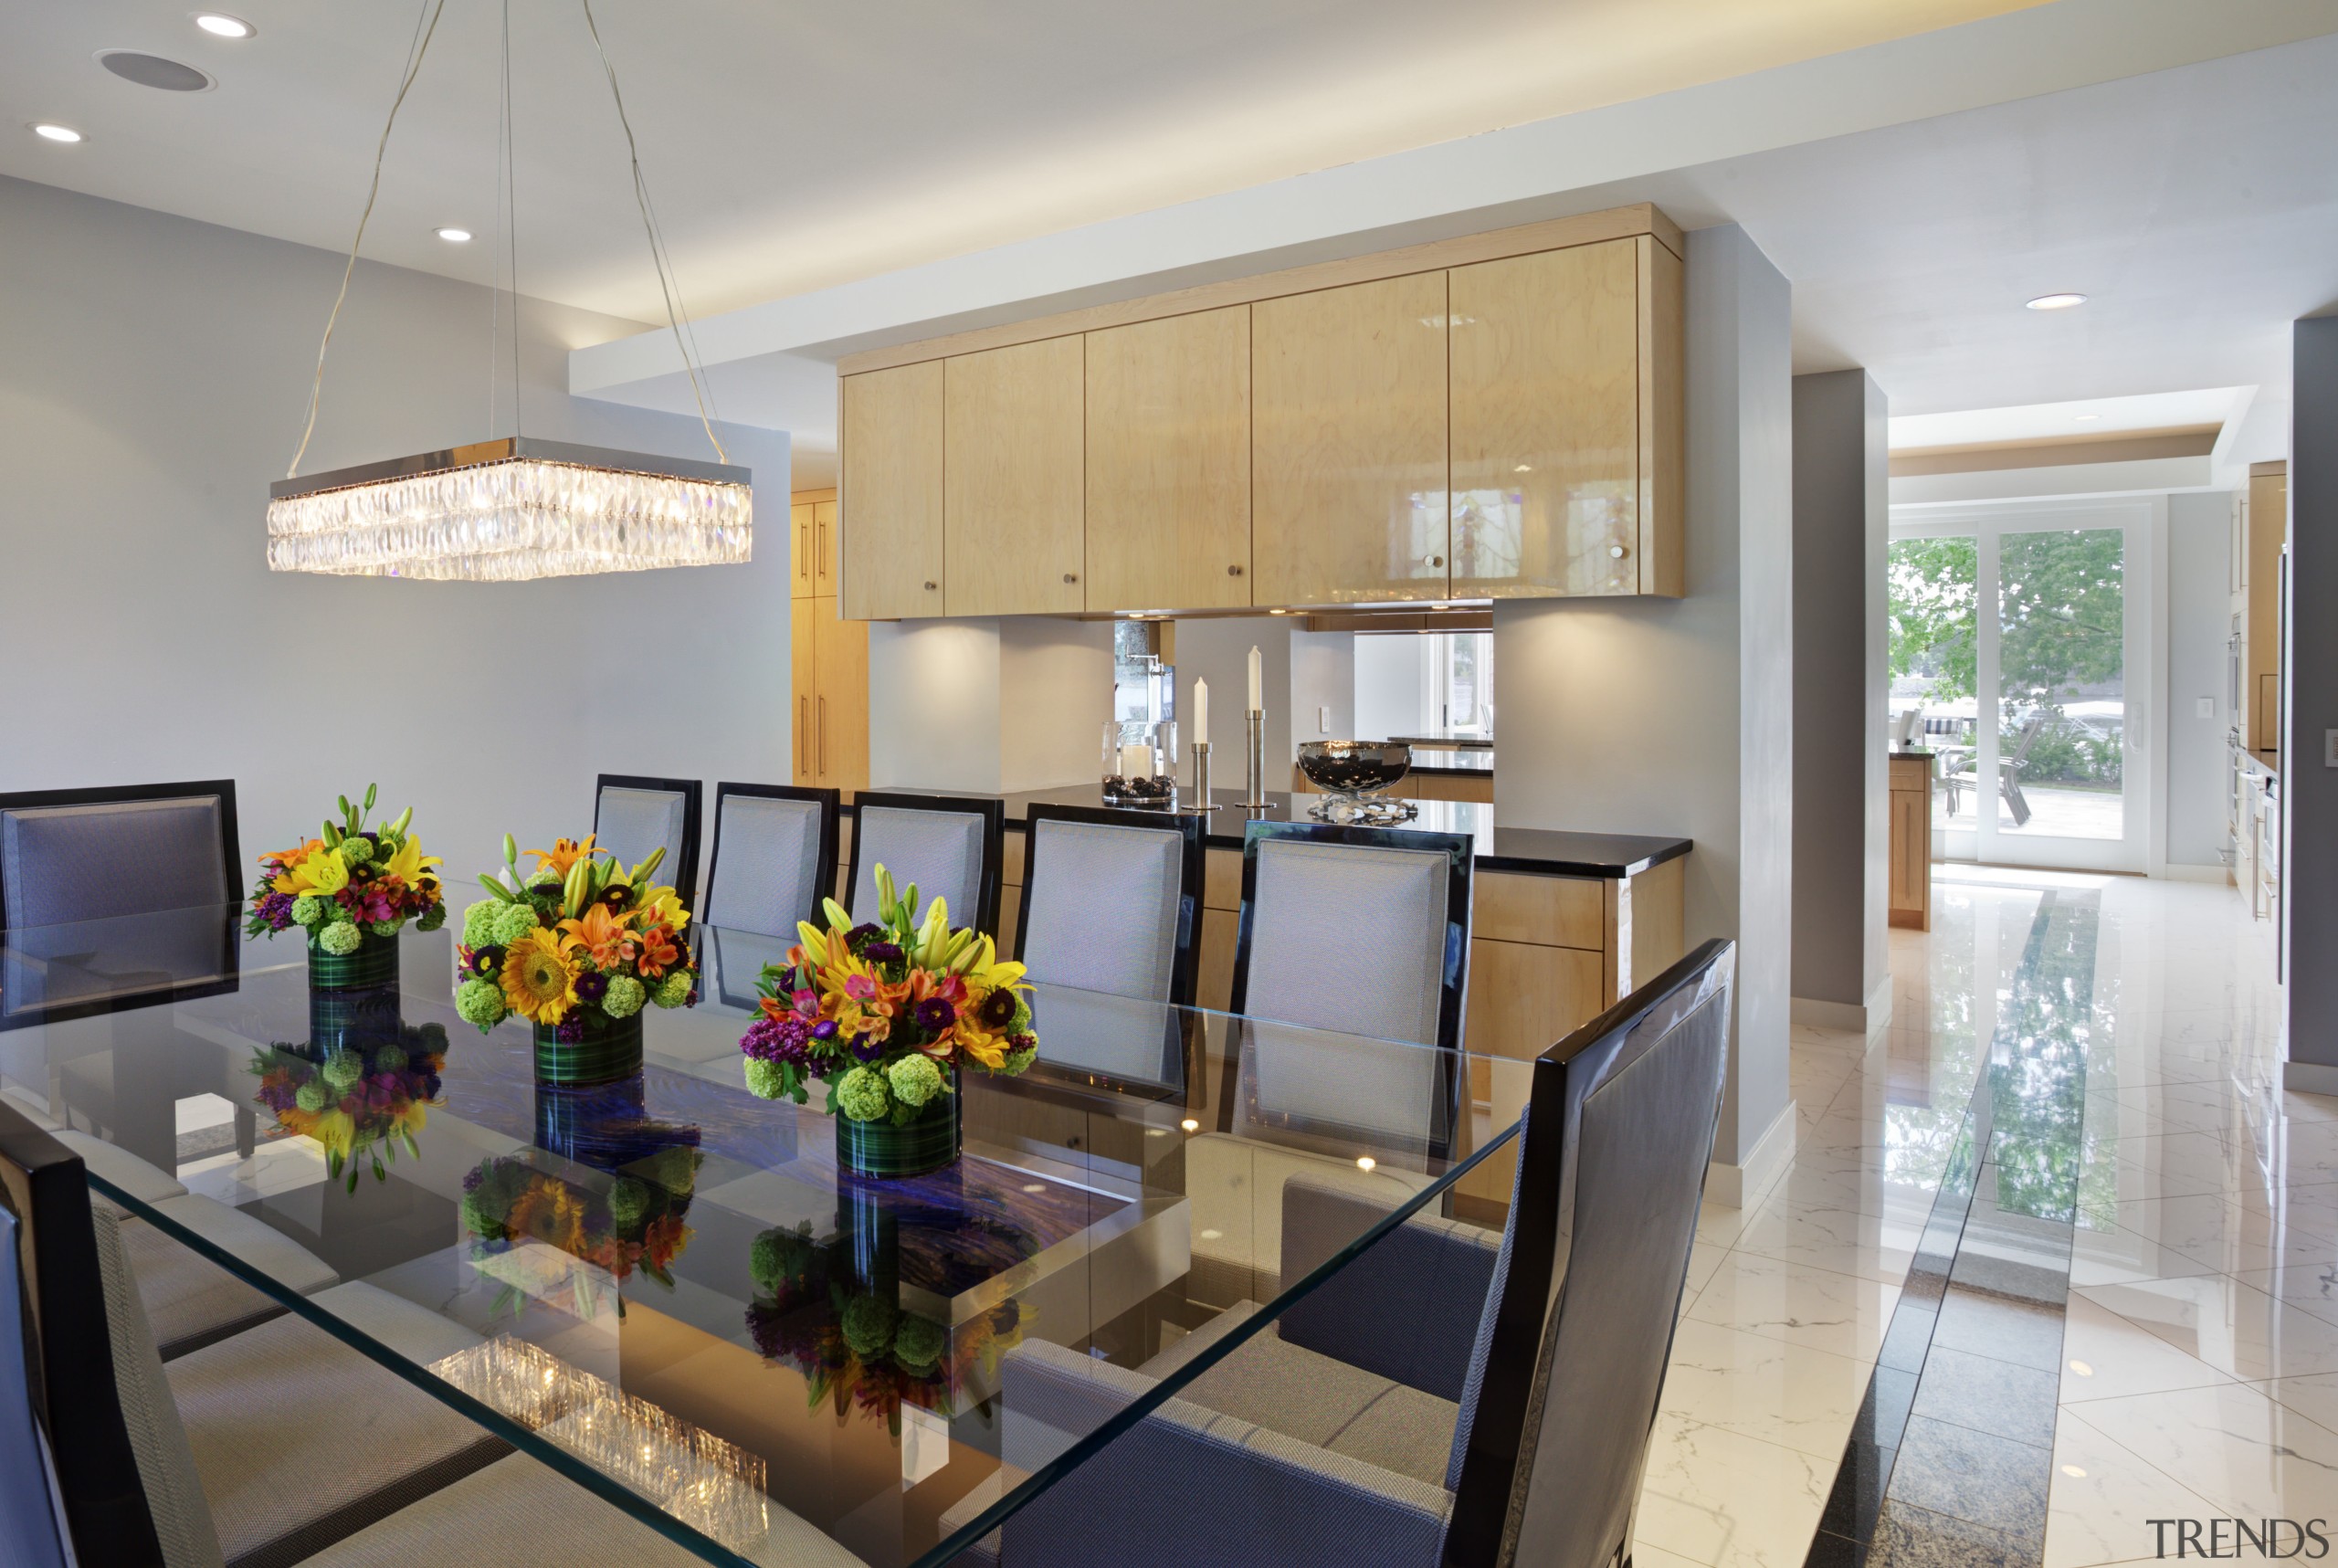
[1194,679,1209,748]
[1119,742,1153,778]
[1248,647,1262,712]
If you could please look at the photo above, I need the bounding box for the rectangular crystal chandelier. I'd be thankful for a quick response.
[267,437,752,581]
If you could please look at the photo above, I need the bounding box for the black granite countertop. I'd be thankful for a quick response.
[1405,747,1495,776]
[848,784,1689,879]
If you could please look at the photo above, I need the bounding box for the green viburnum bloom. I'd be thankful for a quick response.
[414,903,447,933]
[317,921,363,956]
[294,1082,327,1113]
[374,1045,407,1074]
[322,1051,363,1091]
[291,896,328,928]
[652,970,693,1009]
[891,1314,945,1372]
[455,977,508,1028]
[835,1066,890,1122]
[639,1147,698,1197]
[487,904,542,947]
[743,1058,788,1101]
[460,900,500,947]
[600,975,646,1018]
[749,1226,814,1294]
[338,840,372,869]
[840,1295,898,1361]
[1002,1043,1038,1077]
[529,869,563,889]
[368,918,402,939]
[609,1176,648,1234]
[1009,997,1034,1036]
[885,1054,943,1109]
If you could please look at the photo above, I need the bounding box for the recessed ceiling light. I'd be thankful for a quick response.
[194,13,256,37]
[31,122,84,143]
[2068,1359,2093,1376]
[2060,1465,2087,1479]
[2026,292,2089,311]
[1269,607,1290,616]
[435,226,473,243]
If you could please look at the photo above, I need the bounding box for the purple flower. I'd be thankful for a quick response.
[864,941,904,963]
[555,1014,585,1044]
[462,1166,486,1193]
[851,1034,885,1063]
[844,923,882,954]
[574,971,609,1004]
[258,891,296,931]
[811,1020,838,1041]
[913,997,956,1035]
[742,1015,813,1067]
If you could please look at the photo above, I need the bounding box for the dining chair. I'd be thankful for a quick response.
[0,1205,71,1568]
[1011,805,1205,1089]
[1227,820,1473,1154]
[958,939,1738,1568]
[701,783,839,938]
[845,791,1006,937]
[591,774,702,911]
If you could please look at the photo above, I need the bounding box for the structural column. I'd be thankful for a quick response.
[2286,316,2336,1089]
[1790,369,1890,1034]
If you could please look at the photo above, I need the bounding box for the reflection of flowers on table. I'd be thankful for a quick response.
[460,1146,700,1321]
[742,1222,1025,1433]
[248,1023,448,1192]
[453,834,698,1035]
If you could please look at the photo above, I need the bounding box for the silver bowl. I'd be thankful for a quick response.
[1296,742,1417,824]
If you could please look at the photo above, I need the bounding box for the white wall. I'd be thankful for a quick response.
[867,616,1112,794]
[0,175,791,895]
[1000,618,1116,793]
[1353,635,1429,742]
[1288,630,1355,749]
[1173,617,1291,771]
[1492,224,1795,1185]
[2165,491,2237,869]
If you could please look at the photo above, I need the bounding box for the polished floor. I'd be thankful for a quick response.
[1638,866,2294,1568]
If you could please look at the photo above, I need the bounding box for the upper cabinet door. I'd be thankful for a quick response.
[944,337,1086,617]
[1252,273,1448,606]
[1084,306,1252,613]
[840,362,944,620]
[1448,238,1642,597]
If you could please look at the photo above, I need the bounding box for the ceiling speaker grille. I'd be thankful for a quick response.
[98,51,214,91]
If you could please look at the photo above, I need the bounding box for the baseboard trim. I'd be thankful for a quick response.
[2286,1061,2338,1098]
[2161,862,2232,885]
[1791,977,1894,1039]
[1706,1100,1797,1210]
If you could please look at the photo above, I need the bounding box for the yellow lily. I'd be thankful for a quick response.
[637,884,690,933]
[380,834,442,889]
[284,851,350,899]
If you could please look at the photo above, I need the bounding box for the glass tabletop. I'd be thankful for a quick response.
[0,904,1527,1566]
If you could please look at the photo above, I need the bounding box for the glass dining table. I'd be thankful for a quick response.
[0,905,1524,1566]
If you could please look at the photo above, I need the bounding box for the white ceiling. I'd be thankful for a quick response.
[0,0,2047,323]
[1887,387,2248,449]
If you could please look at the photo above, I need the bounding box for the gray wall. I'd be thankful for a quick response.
[1493,224,1795,1175]
[1790,369,1889,1015]
[0,174,792,890]
[2289,315,2335,1079]
[2165,492,2237,870]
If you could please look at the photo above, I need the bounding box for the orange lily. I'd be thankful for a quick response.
[633,922,682,980]
[558,904,634,971]
[526,835,598,878]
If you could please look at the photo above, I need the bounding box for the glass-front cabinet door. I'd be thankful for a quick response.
[1890,499,2155,873]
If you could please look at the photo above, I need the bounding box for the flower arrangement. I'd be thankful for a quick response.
[245,784,445,958]
[248,1019,448,1193]
[742,1222,1024,1432]
[738,867,1037,1124]
[460,1145,700,1321]
[451,834,698,1039]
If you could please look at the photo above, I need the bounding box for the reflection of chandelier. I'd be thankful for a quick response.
[269,0,748,581]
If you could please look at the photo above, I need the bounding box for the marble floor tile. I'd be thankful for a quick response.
[2231,1260,2338,1328]
[2077,1273,2338,1381]
[1635,1414,1838,1568]
[1929,1289,2068,1373]
[2055,1290,2235,1404]
[2066,1219,2221,1289]
[1688,1250,1903,1363]
[1683,1239,1729,1304]
[1660,1320,1879,1459]
[2061,1382,2338,1521]
[2043,1413,2221,1568]
[1890,1415,2050,1546]
[2244,1368,2338,1436]
[2112,1192,2338,1277]
[1732,1195,1919,1287]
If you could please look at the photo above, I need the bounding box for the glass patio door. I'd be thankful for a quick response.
[1890,500,2153,873]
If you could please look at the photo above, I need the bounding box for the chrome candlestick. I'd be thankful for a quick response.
[1184,741,1218,812]
[1244,710,1269,808]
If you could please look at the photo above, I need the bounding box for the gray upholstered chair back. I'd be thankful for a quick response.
[1237,837,1451,1047]
[0,1207,70,1568]
[593,782,694,896]
[851,805,987,927]
[1447,940,1735,1568]
[704,792,828,938]
[1020,818,1183,1002]
[1,790,234,931]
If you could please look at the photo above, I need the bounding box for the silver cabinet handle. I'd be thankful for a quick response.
[1610,544,1627,559]
[923,580,938,591]
[1428,554,1444,568]
[1227,564,1244,576]
[1063,573,1078,584]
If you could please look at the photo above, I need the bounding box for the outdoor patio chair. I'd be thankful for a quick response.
[1943,714,2046,827]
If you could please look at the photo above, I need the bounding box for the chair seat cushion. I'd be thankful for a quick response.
[148,1194,339,1294]
[119,1215,288,1361]
[53,1128,186,1204]
[166,1310,505,1568]
[300,1450,865,1568]
[1145,1315,1460,1490]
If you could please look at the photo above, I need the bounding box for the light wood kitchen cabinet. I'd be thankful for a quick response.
[1252,271,1449,606]
[1084,306,1253,611]
[1889,752,1933,931]
[1448,237,1680,597]
[943,336,1086,616]
[789,489,836,600]
[839,361,944,620]
[791,595,868,798]
[2242,460,2286,756]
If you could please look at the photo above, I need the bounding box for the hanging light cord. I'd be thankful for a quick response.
[286,0,448,479]
[577,0,727,464]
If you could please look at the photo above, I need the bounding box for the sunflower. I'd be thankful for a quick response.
[500,927,581,1025]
